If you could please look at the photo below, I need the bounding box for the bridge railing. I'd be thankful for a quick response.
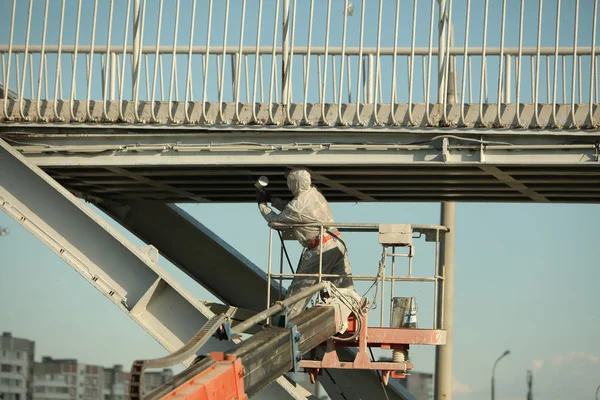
[1,0,598,128]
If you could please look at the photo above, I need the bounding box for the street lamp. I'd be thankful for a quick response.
[0,227,8,236]
[491,350,510,400]
[595,384,599,400]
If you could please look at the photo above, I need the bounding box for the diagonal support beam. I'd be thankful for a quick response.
[480,166,550,202]
[0,138,225,360]
[97,200,285,312]
[298,167,377,202]
[0,138,310,399]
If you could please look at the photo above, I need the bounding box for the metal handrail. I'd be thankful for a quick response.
[265,222,447,329]
[1,0,598,127]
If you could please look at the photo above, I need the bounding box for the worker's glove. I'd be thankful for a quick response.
[255,188,271,204]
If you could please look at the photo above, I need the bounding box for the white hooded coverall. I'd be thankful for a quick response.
[258,169,355,319]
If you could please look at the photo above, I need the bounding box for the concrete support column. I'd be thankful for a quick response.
[434,202,456,400]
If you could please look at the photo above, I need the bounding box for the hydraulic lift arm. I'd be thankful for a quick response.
[144,306,337,400]
[129,281,444,400]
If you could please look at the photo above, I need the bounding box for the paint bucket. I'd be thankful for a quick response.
[391,297,418,329]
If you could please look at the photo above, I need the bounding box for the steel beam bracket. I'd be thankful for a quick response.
[287,322,302,373]
[216,320,241,342]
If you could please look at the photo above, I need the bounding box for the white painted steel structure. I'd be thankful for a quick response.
[1,2,599,400]
[0,0,598,128]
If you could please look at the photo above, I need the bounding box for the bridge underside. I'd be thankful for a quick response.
[2,113,599,204]
[32,165,600,204]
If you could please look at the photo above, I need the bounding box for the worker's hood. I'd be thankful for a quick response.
[286,169,312,195]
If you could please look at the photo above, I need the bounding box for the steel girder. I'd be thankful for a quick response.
[0,138,317,400]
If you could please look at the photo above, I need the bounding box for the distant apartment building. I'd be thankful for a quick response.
[141,369,172,395]
[0,332,35,400]
[32,357,103,400]
[102,366,128,400]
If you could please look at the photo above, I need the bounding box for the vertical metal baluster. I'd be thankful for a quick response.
[36,0,50,120]
[284,0,298,124]
[496,0,507,125]
[356,0,367,125]
[201,0,213,123]
[15,54,21,102]
[562,56,566,104]
[373,0,384,125]
[533,0,543,127]
[317,55,323,104]
[546,56,550,105]
[407,0,418,126]
[150,0,164,122]
[578,55,583,104]
[85,0,98,121]
[478,0,489,124]
[53,0,67,121]
[29,54,34,100]
[302,0,315,125]
[251,0,264,123]
[442,0,454,124]
[218,0,230,123]
[44,55,49,102]
[19,0,34,119]
[184,0,197,124]
[425,0,436,124]
[422,56,427,103]
[337,0,350,125]
[267,0,280,124]
[332,57,337,105]
[260,57,265,103]
[552,0,562,127]
[590,0,598,126]
[460,0,471,126]
[103,0,115,120]
[144,54,150,101]
[234,0,247,123]
[320,0,332,124]
[3,0,17,119]
[70,0,83,121]
[244,56,249,104]
[133,0,146,123]
[570,0,580,124]
[168,0,180,123]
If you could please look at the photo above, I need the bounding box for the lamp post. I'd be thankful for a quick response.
[491,350,510,400]
[595,384,599,400]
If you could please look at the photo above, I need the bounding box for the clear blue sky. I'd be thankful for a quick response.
[1,1,600,399]
[1,201,599,400]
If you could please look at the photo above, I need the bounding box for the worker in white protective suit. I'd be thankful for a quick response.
[257,168,356,319]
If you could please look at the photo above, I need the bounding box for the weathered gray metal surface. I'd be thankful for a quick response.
[1,100,599,129]
[0,138,226,359]
[99,201,285,312]
[2,128,599,204]
[0,137,313,400]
